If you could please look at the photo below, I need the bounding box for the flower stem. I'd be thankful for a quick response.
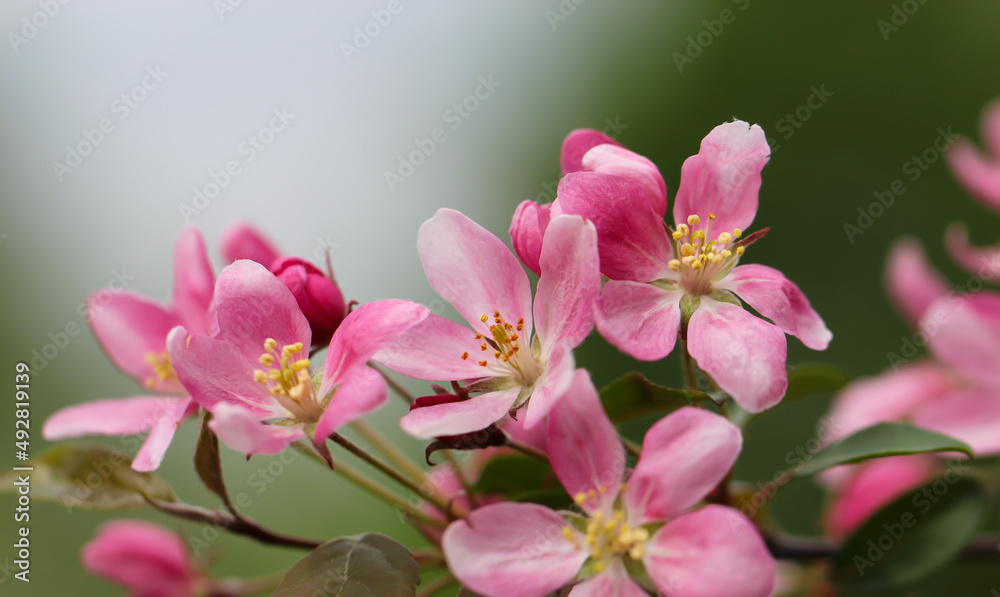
[680,342,699,391]
[507,439,548,462]
[374,364,416,404]
[350,419,426,483]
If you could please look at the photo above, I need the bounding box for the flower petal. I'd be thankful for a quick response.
[562,128,620,173]
[596,281,683,361]
[170,227,214,335]
[568,559,648,597]
[534,215,600,356]
[548,369,625,515]
[419,209,533,336]
[672,120,770,236]
[43,396,177,439]
[582,144,667,217]
[510,200,552,276]
[315,366,388,440]
[132,397,198,472]
[88,291,184,393]
[213,260,311,360]
[442,502,588,597]
[520,344,576,429]
[912,389,1000,457]
[718,264,831,350]
[556,172,674,282]
[945,223,1000,284]
[624,407,741,523]
[82,520,195,594]
[220,221,281,267]
[885,238,951,327]
[400,387,519,439]
[947,102,1000,212]
[924,292,1000,387]
[686,299,788,413]
[644,505,775,597]
[208,402,304,455]
[371,310,491,380]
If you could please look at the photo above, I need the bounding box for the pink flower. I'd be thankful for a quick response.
[167,260,426,457]
[442,370,775,597]
[220,221,281,266]
[372,208,600,438]
[556,121,830,412]
[42,228,210,471]
[947,99,1000,212]
[511,129,666,275]
[82,520,205,597]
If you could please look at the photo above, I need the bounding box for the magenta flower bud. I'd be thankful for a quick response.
[269,256,347,348]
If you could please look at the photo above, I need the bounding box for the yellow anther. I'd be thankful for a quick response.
[736,246,745,256]
[687,214,700,226]
[562,526,575,541]
[259,354,274,367]
[264,338,278,352]
[693,230,706,240]
[254,370,268,384]
[292,359,311,371]
[461,352,469,360]
[717,232,732,244]
[722,249,732,258]
[668,259,681,271]
[691,259,703,270]
[479,360,488,367]
[677,223,690,237]
[680,243,696,257]
[268,369,282,380]
[733,228,742,238]
[708,213,717,220]
[671,230,684,241]
[480,314,489,323]
[628,545,646,560]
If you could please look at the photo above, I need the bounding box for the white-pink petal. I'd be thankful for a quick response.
[314,366,388,440]
[924,293,1000,387]
[208,402,305,455]
[912,389,1000,457]
[43,396,178,439]
[371,311,492,381]
[170,227,214,336]
[561,128,620,173]
[596,281,684,361]
[510,200,552,276]
[400,387,520,439]
[82,520,197,597]
[519,344,576,429]
[945,223,1000,285]
[219,221,281,267]
[133,397,198,472]
[885,238,951,327]
[581,144,667,217]
[568,559,648,597]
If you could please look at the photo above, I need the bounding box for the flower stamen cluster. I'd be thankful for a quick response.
[668,213,744,295]
[144,350,178,389]
[253,339,320,421]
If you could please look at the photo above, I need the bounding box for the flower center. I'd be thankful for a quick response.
[562,488,650,572]
[667,213,745,295]
[253,338,320,422]
[144,350,178,389]
[460,311,542,384]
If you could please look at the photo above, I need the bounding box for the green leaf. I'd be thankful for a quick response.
[833,476,987,592]
[599,372,710,424]
[274,533,420,597]
[797,423,973,476]
[0,443,175,510]
[783,363,847,401]
[474,454,570,507]
[193,411,228,503]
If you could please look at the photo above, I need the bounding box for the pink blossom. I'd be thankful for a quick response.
[220,221,281,267]
[82,520,205,597]
[42,228,210,471]
[556,121,830,412]
[947,99,1000,212]
[442,370,775,597]
[167,259,426,458]
[372,208,600,438]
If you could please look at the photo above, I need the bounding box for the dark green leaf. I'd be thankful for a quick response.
[784,363,847,401]
[798,423,973,476]
[474,454,570,507]
[274,533,420,597]
[194,411,229,504]
[833,476,987,592]
[599,372,710,424]
[0,443,175,510]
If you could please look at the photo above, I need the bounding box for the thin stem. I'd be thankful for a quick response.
[416,574,457,597]
[375,364,416,404]
[350,419,426,484]
[680,342,699,391]
[619,434,642,458]
[507,440,548,462]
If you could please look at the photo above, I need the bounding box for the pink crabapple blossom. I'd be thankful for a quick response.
[442,369,775,597]
[372,208,600,438]
[42,227,212,471]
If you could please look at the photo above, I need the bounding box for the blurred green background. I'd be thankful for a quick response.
[1,1,999,595]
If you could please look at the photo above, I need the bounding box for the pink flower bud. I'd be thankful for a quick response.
[270,256,347,348]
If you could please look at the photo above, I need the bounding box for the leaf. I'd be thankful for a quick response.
[274,533,420,597]
[0,443,175,510]
[797,423,973,476]
[783,363,847,401]
[599,372,711,424]
[833,476,987,592]
[194,411,229,504]
[474,454,570,507]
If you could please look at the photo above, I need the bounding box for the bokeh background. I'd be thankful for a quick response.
[1,1,999,595]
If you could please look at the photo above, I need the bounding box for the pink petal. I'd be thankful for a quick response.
[562,128,620,173]
[82,520,196,595]
[502,413,548,454]
[924,292,1000,387]
[220,221,281,266]
[645,505,775,597]
[912,389,1000,457]
[534,215,600,356]
[371,310,492,381]
[170,227,214,335]
[510,200,552,276]
[945,223,1000,284]
[315,366,388,439]
[568,559,648,597]
[672,121,770,236]
[418,209,534,337]
[548,369,625,515]
[132,397,198,472]
[167,327,282,418]
[596,281,683,361]
[824,456,937,539]
[400,387,519,439]
[948,132,1000,211]
[213,260,311,360]
[686,299,788,413]
[718,265,831,350]
[581,144,667,217]
[520,344,576,429]
[43,396,178,439]
[88,291,184,393]
[556,172,674,282]
[209,402,304,455]
[885,238,951,327]
[624,407,742,524]
[442,502,588,597]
